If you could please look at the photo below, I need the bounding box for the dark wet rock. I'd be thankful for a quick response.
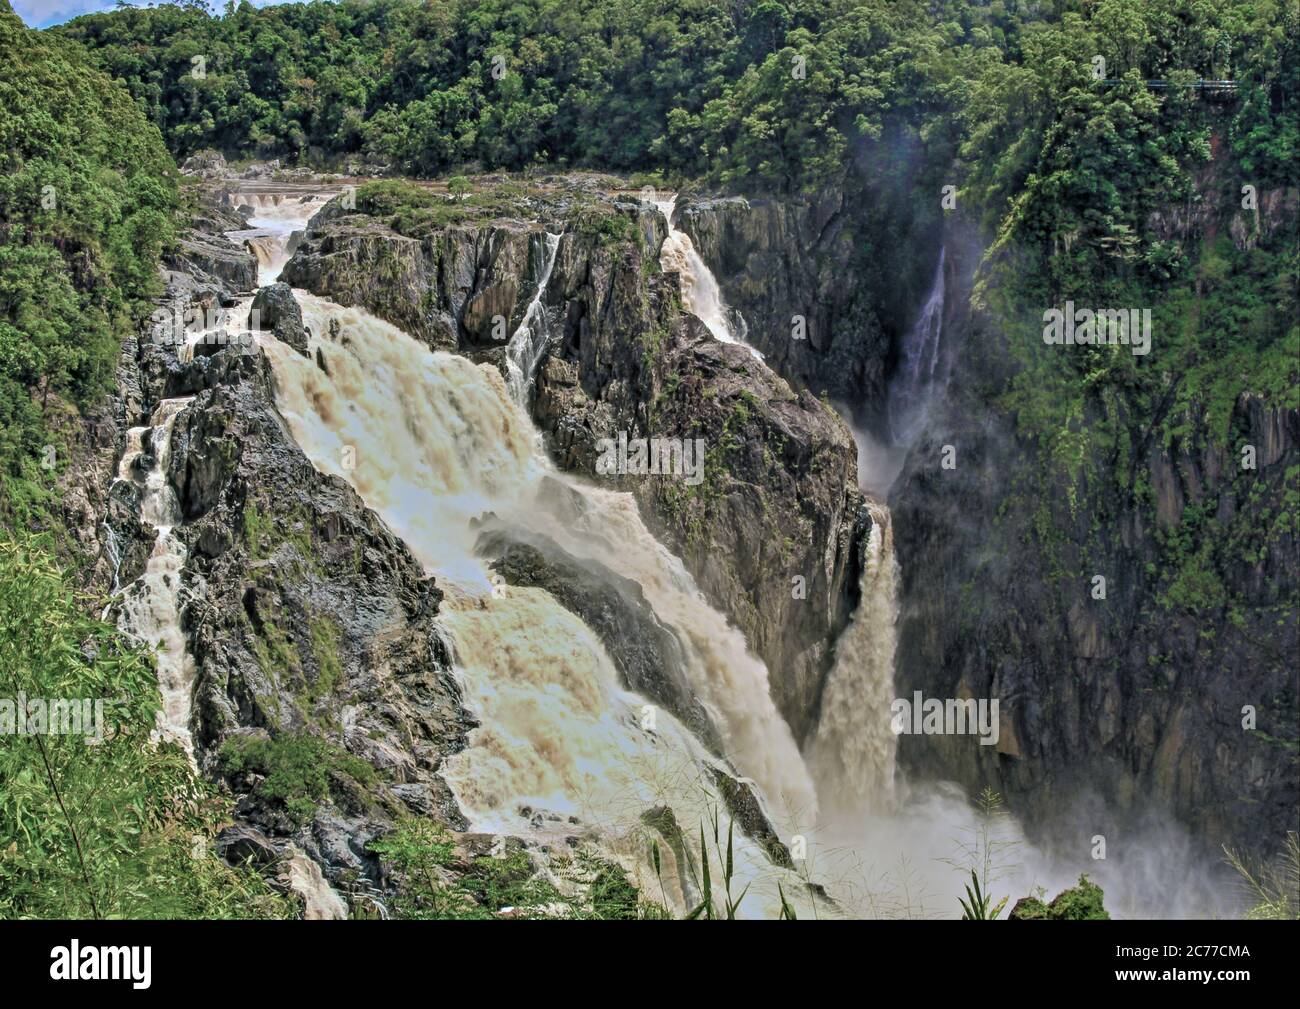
[215,824,282,869]
[72,194,485,908]
[890,219,1300,858]
[284,201,562,353]
[707,768,793,869]
[535,302,865,742]
[251,282,309,355]
[675,187,937,424]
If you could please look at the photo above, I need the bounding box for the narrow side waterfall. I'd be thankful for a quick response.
[282,847,348,920]
[806,500,900,828]
[888,248,946,445]
[108,194,329,761]
[505,232,561,403]
[805,248,946,812]
[656,197,762,360]
[260,289,819,914]
[111,397,198,758]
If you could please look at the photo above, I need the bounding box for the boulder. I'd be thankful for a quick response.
[251,282,309,356]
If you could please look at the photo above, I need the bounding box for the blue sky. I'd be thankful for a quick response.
[14,1,293,29]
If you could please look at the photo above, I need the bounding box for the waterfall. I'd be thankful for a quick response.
[505,232,561,404]
[888,248,946,445]
[271,293,815,817]
[282,846,348,920]
[806,248,946,810]
[259,288,819,914]
[111,397,199,759]
[806,500,899,827]
[655,198,762,361]
[804,259,943,838]
[235,190,338,286]
[243,234,279,276]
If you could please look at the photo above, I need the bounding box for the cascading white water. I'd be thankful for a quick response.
[505,232,561,403]
[260,289,819,914]
[805,500,900,828]
[112,397,198,758]
[270,293,815,819]
[806,250,946,811]
[243,234,280,275]
[655,198,762,361]
[233,192,336,286]
[536,480,817,827]
[282,846,348,920]
[888,248,946,445]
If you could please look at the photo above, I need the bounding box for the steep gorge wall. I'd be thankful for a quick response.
[681,174,1299,857]
[675,182,940,431]
[887,182,1300,858]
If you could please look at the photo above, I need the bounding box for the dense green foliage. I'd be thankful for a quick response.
[218,731,377,828]
[369,818,651,919]
[59,1,1297,196]
[957,0,1299,627]
[1009,876,1111,919]
[0,537,290,918]
[59,0,964,191]
[0,4,178,529]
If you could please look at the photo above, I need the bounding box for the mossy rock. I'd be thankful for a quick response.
[1009,876,1110,920]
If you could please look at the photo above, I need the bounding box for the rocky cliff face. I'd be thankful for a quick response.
[887,183,1299,857]
[282,179,869,745]
[84,212,481,910]
[71,182,837,914]
[680,172,1298,857]
[674,187,939,432]
[891,324,1299,858]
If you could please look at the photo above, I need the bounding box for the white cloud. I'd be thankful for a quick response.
[13,1,292,30]
[13,1,109,29]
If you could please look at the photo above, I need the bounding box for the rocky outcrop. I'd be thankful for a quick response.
[251,282,308,356]
[172,203,258,294]
[79,203,482,912]
[161,337,476,845]
[282,197,575,353]
[57,209,254,592]
[549,322,868,743]
[180,149,227,179]
[535,204,865,743]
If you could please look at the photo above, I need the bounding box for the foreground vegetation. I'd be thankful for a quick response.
[0,537,290,918]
